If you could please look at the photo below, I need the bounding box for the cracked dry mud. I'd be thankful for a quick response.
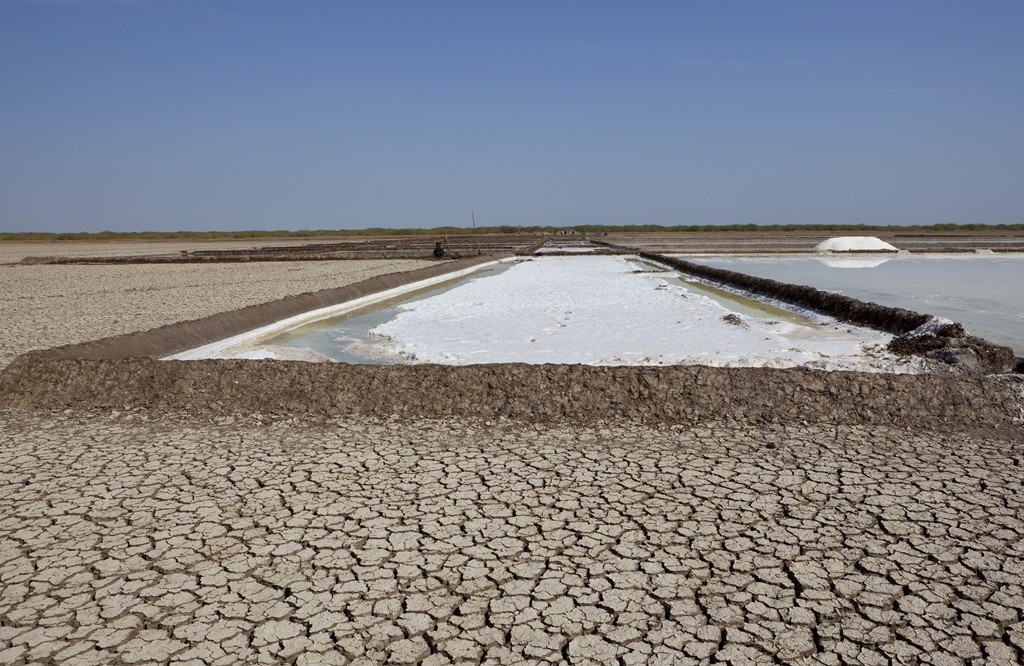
[1,412,1022,665]
[0,259,433,370]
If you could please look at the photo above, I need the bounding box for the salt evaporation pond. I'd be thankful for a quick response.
[214,255,926,371]
[681,254,1024,354]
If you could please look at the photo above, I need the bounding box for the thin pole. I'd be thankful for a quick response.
[471,210,479,255]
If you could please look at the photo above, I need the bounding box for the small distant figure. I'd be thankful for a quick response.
[433,240,446,258]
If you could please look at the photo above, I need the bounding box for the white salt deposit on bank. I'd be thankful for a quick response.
[166,260,509,360]
[814,236,898,252]
[365,256,923,371]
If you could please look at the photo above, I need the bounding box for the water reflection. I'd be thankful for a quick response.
[815,255,892,269]
[687,254,1023,353]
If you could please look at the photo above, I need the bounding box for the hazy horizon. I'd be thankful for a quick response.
[2,1,1022,234]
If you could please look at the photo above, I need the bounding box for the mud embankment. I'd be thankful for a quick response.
[38,257,496,361]
[1,357,1021,432]
[643,253,930,333]
[643,252,1019,375]
[17,234,546,265]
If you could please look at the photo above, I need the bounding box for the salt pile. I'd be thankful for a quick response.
[813,236,898,252]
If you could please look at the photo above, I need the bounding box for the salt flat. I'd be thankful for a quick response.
[366,256,919,370]
[0,241,1022,665]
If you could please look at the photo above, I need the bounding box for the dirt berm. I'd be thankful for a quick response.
[1,355,1021,434]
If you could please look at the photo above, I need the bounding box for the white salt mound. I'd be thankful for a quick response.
[814,236,898,252]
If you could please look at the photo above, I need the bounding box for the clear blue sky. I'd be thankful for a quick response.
[1,1,1022,232]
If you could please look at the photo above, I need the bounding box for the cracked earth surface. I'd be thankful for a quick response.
[1,411,1022,665]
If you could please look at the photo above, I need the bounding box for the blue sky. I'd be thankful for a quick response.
[1,1,1022,232]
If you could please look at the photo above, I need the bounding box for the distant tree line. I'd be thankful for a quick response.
[1,222,1022,242]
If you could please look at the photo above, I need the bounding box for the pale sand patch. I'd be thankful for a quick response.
[0,239,335,264]
[0,258,433,369]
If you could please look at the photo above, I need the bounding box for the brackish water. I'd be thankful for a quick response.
[683,254,1024,353]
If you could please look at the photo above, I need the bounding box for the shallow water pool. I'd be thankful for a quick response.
[681,254,1024,353]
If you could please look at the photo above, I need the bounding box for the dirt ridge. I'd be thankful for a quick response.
[642,252,930,334]
[2,356,1021,433]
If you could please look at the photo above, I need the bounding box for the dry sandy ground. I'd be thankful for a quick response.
[1,243,1022,664]
[0,240,335,264]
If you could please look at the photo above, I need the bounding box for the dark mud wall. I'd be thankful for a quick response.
[40,257,496,361]
[2,356,1021,432]
[18,235,545,265]
[643,253,931,334]
[644,252,1019,374]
